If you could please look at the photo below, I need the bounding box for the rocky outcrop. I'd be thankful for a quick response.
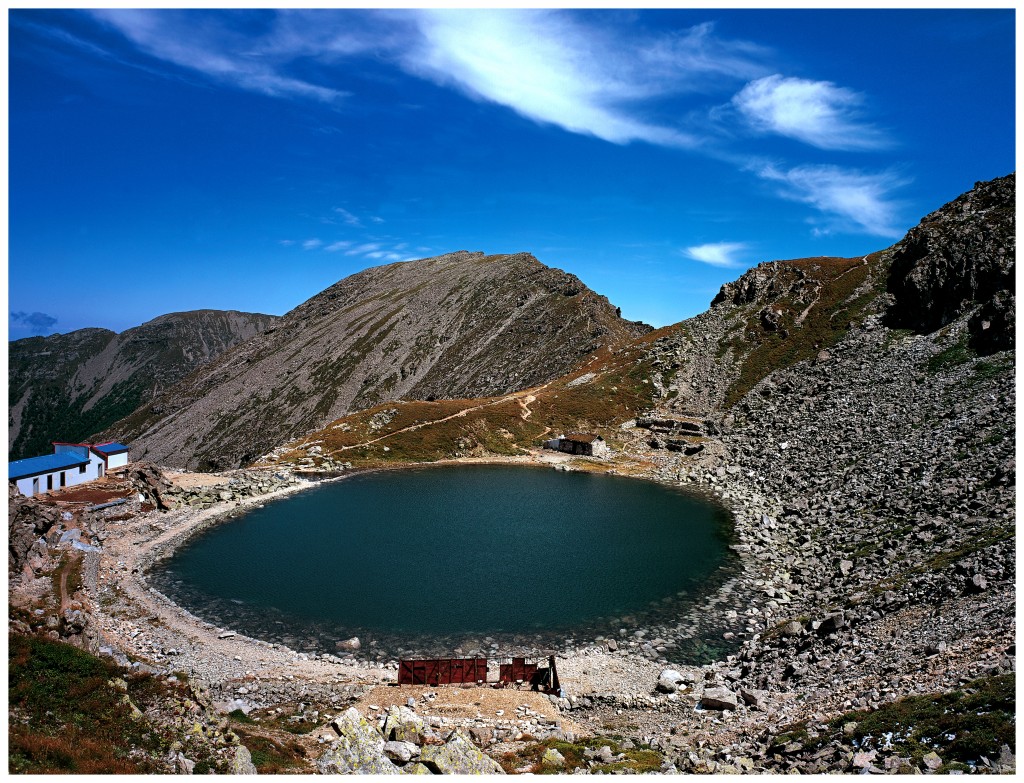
[103,251,650,471]
[9,309,277,461]
[316,707,505,775]
[886,172,1015,350]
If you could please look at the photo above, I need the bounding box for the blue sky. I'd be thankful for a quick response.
[8,7,1016,339]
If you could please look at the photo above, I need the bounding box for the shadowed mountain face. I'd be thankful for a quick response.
[9,310,278,461]
[102,251,651,470]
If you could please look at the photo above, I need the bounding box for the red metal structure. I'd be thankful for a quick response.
[398,655,561,694]
[398,657,487,686]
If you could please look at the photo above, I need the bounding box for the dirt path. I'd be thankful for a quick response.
[335,382,555,452]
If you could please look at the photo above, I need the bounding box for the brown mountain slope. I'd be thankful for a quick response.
[8,310,277,461]
[103,251,650,470]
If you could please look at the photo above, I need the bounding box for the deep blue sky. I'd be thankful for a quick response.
[8,8,1016,339]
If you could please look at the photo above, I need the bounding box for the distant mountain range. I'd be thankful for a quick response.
[9,310,277,461]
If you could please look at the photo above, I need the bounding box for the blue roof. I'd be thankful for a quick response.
[9,452,89,481]
[92,442,129,455]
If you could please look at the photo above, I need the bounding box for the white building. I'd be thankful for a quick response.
[9,441,130,497]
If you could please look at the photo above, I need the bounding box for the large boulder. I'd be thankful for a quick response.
[382,705,426,745]
[656,669,688,694]
[226,745,257,775]
[419,730,505,775]
[700,686,739,711]
[317,708,403,775]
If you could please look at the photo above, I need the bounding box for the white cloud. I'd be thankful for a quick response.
[683,242,748,268]
[324,241,351,252]
[732,75,888,150]
[302,238,323,250]
[756,164,907,237]
[400,10,768,147]
[344,242,382,256]
[88,9,347,103]
[334,207,362,227]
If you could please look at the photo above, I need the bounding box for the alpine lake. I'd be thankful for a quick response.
[149,464,738,664]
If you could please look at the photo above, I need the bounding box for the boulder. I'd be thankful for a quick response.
[739,688,768,710]
[336,636,361,651]
[226,745,257,775]
[700,686,739,711]
[541,747,566,769]
[383,740,418,764]
[419,730,505,774]
[382,705,425,745]
[656,669,686,694]
[319,708,402,775]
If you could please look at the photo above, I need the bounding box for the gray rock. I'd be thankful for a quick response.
[542,747,566,768]
[656,669,686,693]
[700,686,739,711]
[336,636,361,651]
[419,730,505,774]
[226,745,258,775]
[320,708,402,775]
[383,740,418,764]
[382,705,425,745]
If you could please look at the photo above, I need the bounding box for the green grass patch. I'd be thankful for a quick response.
[837,674,1014,766]
[231,727,308,773]
[8,634,167,773]
[926,336,975,374]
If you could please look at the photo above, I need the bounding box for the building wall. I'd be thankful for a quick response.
[105,452,129,470]
[13,453,106,497]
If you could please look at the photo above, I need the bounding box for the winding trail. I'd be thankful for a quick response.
[333,381,554,453]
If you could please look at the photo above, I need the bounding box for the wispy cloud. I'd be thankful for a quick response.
[88,9,348,103]
[324,240,351,252]
[683,242,748,268]
[333,207,363,227]
[344,242,381,256]
[756,164,907,237]
[732,74,889,150]
[401,10,768,147]
[302,238,323,250]
[11,311,59,335]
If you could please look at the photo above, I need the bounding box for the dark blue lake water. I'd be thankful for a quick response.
[150,465,732,659]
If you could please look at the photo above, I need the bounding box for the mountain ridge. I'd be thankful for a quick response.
[101,251,651,470]
[9,309,278,461]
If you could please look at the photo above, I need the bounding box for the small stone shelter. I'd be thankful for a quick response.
[543,433,610,457]
[9,441,130,497]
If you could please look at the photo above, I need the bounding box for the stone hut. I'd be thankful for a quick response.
[544,433,609,457]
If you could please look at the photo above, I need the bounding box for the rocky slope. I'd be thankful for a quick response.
[102,251,649,471]
[9,310,277,461]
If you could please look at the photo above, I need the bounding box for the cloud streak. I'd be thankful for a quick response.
[402,10,768,147]
[732,74,889,150]
[756,164,907,237]
[89,9,348,103]
[683,242,748,268]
